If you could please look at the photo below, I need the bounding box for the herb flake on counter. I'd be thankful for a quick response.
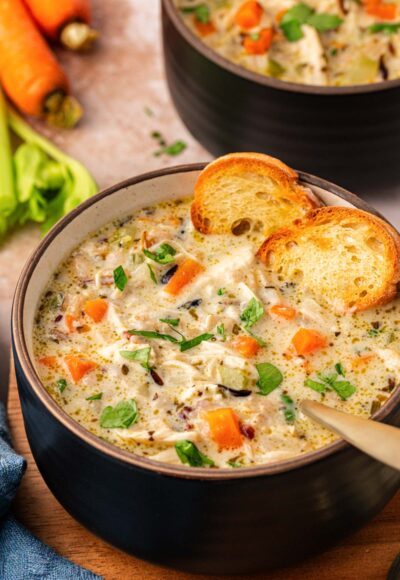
[281,394,296,423]
[180,333,214,352]
[147,263,157,284]
[151,130,188,157]
[143,243,176,264]
[120,347,152,370]
[256,363,283,396]
[175,440,214,467]
[100,400,138,429]
[86,392,103,401]
[113,265,128,291]
[57,378,67,393]
[240,298,264,329]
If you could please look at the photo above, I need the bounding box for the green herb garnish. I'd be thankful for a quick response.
[227,460,242,468]
[181,4,210,23]
[304,378,327,393]
[86,392,103,401]
[368,22,400,34]
[335,362,345,376]
[113,265,128,291]
[120,347,151,370]
[160,318,180,327]
[180,333,214,352]
[217,288,226,296]
[100,400,138,429]
[246,328,267,347]
[175,440,214,467]
[281,394,296,424]
[143,243,176,264]
[240,298,264,329]
[147,263,157,284]
[280,3,342,41]
[217,323,226,341]
[256,362,283,396]
[57,378,67,393]
[128,329,180,343]
[305,370,356,400]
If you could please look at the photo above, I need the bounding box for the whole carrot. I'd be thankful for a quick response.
[24,0,98,51]
[0,0,82,127]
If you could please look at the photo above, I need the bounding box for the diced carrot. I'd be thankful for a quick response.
[84,298,108,323]
[270,304,297,320]
[64,355,97,382]
[292,328,327,356]
[234,1,263,29]
[165,259,204,295]
[351,354,375,369]
[243,28,273,55]
[65,314,78,333]
[365,1,396,18]
[193,16,216,36]
[275,8,287,23]
[206,408,243,449]
[231,335,260,358]
[38,356,57,368]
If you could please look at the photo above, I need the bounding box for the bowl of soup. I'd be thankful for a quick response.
[12,163,400,574]
[162,0,400,195]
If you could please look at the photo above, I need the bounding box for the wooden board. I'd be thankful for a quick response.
[7,367,400,580]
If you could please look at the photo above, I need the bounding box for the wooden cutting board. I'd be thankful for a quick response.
[7,367,400,580]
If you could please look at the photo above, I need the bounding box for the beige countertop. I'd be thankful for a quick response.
[1,0,400,378]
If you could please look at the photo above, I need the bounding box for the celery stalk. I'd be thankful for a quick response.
[0,89,16,224]
[8,107,98,232]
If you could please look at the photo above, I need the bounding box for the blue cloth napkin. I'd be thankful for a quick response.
[0,402,102,579]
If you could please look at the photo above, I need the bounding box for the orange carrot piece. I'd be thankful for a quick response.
[0,0,70,117]
[194,16,216,36]
[234,1,263,29]
[64,355,97,382]
[365,0,396,18]
[231,335,260,358]
[65,314,78,334]
[38,356,57,368]
[206,408,243,449]
[270,304,297,320]
[292,328,327,356]
[84,298,108,323]
[23,0,91,39]
[243,28,273,55]
[165,259,204,296]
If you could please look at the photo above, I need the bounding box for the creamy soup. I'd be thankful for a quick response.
[33,197,400,468]
[176,0,400,86]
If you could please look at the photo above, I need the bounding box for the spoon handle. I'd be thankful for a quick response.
[301,400,400,471]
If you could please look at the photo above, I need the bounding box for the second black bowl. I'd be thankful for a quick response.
[162,0,400,196]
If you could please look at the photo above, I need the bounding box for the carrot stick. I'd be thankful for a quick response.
[23,0,98,50]
[0,0,82,126]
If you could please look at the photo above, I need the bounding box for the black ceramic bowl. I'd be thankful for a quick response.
[162,0,400,196]
[12,164,400,575]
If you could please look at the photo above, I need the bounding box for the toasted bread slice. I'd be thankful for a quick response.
[191,153,317,236]
[257,206,400,312]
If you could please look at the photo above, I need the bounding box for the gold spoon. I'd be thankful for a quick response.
[301,400,400,471]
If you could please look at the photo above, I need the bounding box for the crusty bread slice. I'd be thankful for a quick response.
[191,153,317,236]
[257,206,400,312]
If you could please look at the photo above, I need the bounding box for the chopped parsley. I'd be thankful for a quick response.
[217,323,226,341]
[180,3,210,23]
[304,378,327,394]
[368,22,400,34]
[281,394,296,424]
[120,347,152,370]
[86,392,103,401]
[256,363,283,396]
[143,243,176,264]
[240,298,264,329]
[305,369,356,400]
[335,362,345,376]
[100,400,138,429]
[57,378,67,393]
[113,265,128,291]
[160,318,180,327]
[128,329,180,344]
[147,263,157,284]
[175,440,214,467]
[217,288,226,296]
[180,333,214,352]
[280,3,342,42]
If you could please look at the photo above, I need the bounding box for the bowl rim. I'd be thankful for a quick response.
[12,162,400,481]
[162,0,400,96]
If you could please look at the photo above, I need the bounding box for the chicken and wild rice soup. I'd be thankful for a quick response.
[176,0,400,85]
[33,197,400,469]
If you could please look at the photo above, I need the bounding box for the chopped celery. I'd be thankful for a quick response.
[219,366,248,389]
